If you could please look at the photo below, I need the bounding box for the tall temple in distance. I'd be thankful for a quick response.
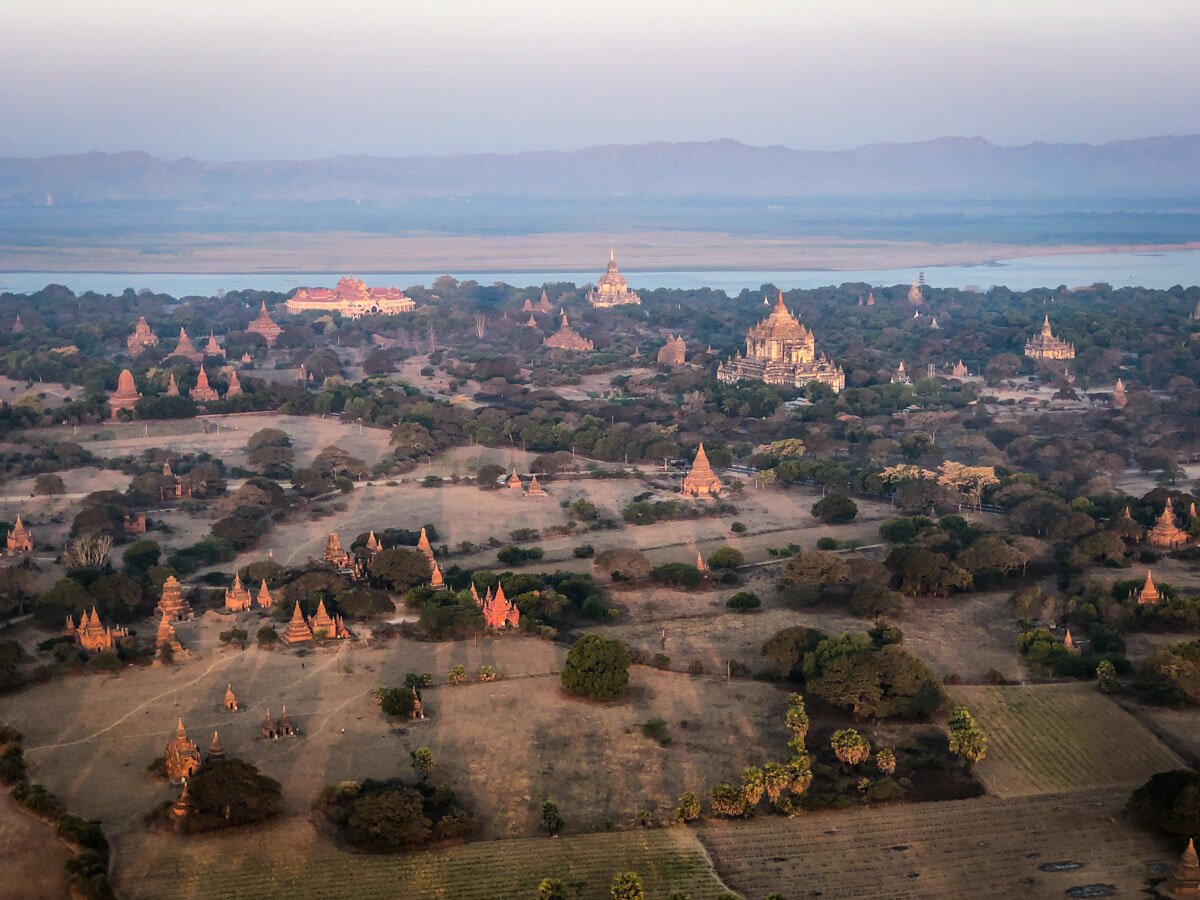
[286,276,415,318]
[1024,316,1075,360]
[587,250,641,307]
[716,291,845,392]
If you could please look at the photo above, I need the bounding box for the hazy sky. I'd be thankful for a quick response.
[2,0,1197,159]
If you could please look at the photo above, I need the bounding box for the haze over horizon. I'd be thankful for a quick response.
[2,0,1198,160]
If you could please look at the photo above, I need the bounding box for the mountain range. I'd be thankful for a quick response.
[3,136,1200,207]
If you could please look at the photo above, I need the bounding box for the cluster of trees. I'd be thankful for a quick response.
[315,776,475,851]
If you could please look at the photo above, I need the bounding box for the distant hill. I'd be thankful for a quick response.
[2,136,1199,207]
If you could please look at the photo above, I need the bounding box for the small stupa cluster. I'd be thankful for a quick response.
[280,599,350,644]
[506,469,547,497]
[522,290,555,315]
[224,574,275,612]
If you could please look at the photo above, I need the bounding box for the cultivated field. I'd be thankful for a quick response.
[950,683,1183,797]
[699,788,1173,899]
[116,820,733,900]
[0,793,72,900]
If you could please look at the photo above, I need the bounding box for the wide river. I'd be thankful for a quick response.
[2,248,1199,296]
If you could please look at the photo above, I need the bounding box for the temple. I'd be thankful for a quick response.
[224,683,239,711]
[416,527,435,568]
[323,532,352,568]
[257,580,274,609]
[951,360,968,378]
[6,514,32,553]
[891,361,912,385]
[166,373,180,397]
[716,291,845,392]
[908,274,924,304]
[108,369,141,418]
[309,599,350,640]
[127,317,159,354]
[479,582,520,629]
[156,611,185,656]
[247,302,283,346]
[657,335,687,367]
[224,573,252,611]
[157,575,194,621]
[1164,838,1200,897]
[1135,570,1162,605]
[543,313,594,351]
[65,608,128,652]
[190,369,220,403]
[168,327,204,364]
[286,276,415,318]
[523,290,555,314]
[680,443,722,498]
[1147,503,1191,549]
[225,370,243,398]
[587,249,641,307]
[206,731,225,763]
[281,603,314,644]
[526,474,546,497]
[164,719,201,783]
[1024,316,1075,360]
[1111,378,1127,410]
[204,332,225,358]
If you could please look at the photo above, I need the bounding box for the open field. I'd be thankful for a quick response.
[115,820,733,900]
[699,787,1173,899]
[0,793,73,900]
[950,683,1183,797]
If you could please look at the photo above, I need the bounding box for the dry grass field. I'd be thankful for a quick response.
[115,820,733,900]
[0,793,73,900]
[699,788,1173,899]
[950,683,1183,797]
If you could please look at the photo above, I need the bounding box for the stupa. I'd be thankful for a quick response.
[507,469,523,490]
[6,514,32,553]
[526,474,547,497]
[190,368,220,403]
[224,683,239,711]
[1163,838,1200,897]
[165,373,180,397]
[535,289,554,313]
[247,302,283,346]
[907,274,924,305]
[127,317,159,354]
[206,731,226,763]
[1111,378,1127,410]
[657,335,687,367]
[11,313,23,333]
[224,573,252,611]
[430,559,446,590]
[1147,503,1191,549]
[256,580,274,609]
[169,327,204,364]
[157,575,194,621]
[108,369,141,418]
[716,291,845,392]
[543,313,594,351]
[587,249,641,307]
[156,611,185,656]
[225,370,243,398]
[204,331,225,358]
[891,361,912,385]
[323,532,351,567]
[1135,570,1162,605]
[281,603,314,644]
[681,443,722,498]
[164,719,201,783]
[1024,316,1075,360]
[416,527,435,567]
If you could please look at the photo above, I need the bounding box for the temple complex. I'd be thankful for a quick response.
[523,290,555,314]
[256,580,274,609]
[247,302,283,347]
[1111,378,1127,410]
[224,574,252,611]
[169,327,204,364]
[657,335,687,366]
[1147,503,1191,549]
[716,291,845,392]
[587,249,641,307]
[286,276,415,317]
[281,603,314,644]
[1024,316,1075,360]
[543,313,594,351]
[164,719,202,783]
[204,332,225,358]
[127,317,158,354]
[680,443,722,498]
[1164,838,1200,897]
[157,575,194,621]
[225,370,243,398]
[108,369,141,418]
[1135,570,1162,605]
[66,609,129,652]
[480,582,520,629]
[224,683,238,711]
[190,368,220,403]
[6,514,33,553]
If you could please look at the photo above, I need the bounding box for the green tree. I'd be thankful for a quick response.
[182,758,282,832]
[122,539,160,575]
[561,635,630,700]
[538,878,567,900]
[1096,659,1119,694]
[785,693,809,748]
[674,791,700,823]
[741,765,765,808]
[709,783,746,818]
[447,664,467,685]
[410,746,434,778]
[875,747,897,775]
[1129,770,1200,837]
[831,728,870,767]
[346,785,431,848]
[947,705,987,764]
[541,799,564,835]
[610,872,645,900]
[370,547,431,591]
[706,545,745,571]
[811,493,858,524]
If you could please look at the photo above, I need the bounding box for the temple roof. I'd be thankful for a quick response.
[748,291,809,342]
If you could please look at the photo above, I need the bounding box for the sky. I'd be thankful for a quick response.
[1,0,1197,160]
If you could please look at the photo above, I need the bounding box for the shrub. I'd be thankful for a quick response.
[561,635,630,700]
[496,545,544,566]
[538,879,567,900]
[651,562,704,588]
[831,728,871,767]
[731,521,747,534]
[812,493,858,524]
[707,546,745,571]
[379,687,418,718]
[709,783,746,818]
[947,705,987,764]
[572,544,596,559]
[816,537,838,550]
[725,591,761,611]
[541,799,564,835]
[674,791,700,822]
[641,718,672,746]
[256,625,278,647]
[611,872,645,900]
[1129,770,1200,837]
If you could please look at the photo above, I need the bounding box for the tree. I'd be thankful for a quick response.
[447,664,467,685]
[610,872,645,900]
[541,799,564,835]
[809,643,943,719]
[785,693,809,747]
[181,758,282,832]
[379,687,417,718]
[875,747,897,775]
[947,705,987,764]
[812,493,858,524]
[476,463,506,489]
[122,539,160,575]
[370,548,431,591]
[256,625,278,647]
[1129,770,1200,837]
[706,545,745,571]
[33,473,66,495]
[410,747,434,778]
[538,878,567,900]
[780,550,848,592]
[709,783,746,818]
[561,635,630,700]
[346,785,431,848]
[674,791,700,823]
[741,765,765,808]
[760,626,825,681]
[1096,659,1119,694]
[884,546,972,597]
[831,728,871,767]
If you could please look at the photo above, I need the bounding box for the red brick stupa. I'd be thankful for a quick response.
[680,443,722,498]
[190,369,220,403]
[204,332,225,358]
[543,313,593,351]
[108,369,141,418]
[281,603,314,645]
[1164,838,1200,897]
[1147,503,1190,549]
[247,302,283,347]
[165,373,180,397]
[157,575,194,621]
[127,317,158,354]
[169,327,204,364]
[225,370,243,398]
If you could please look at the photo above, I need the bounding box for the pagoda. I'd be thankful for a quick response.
[286,276,415,318]
[907,274,924,305]
[70,608,128,652]
[1135,570,1162,605]
[535,289,554,313]
[524,313,540,328]
[277,706,297,736]
[481,582,520,629]
[11,313,23,333]
[126,317,159,354]
[522,297,535,313]
[526,474,547,497]
[256,580,274,609]
[952,360,968,378]
[225,370,243,398]
[156,611,185,655]
[1024,316,1075,360]
[224,683,239,711]
[416,527,436,568]
[543,313,593,351]
[891,361,912,385]
[430,559,446,590]
[1164,838,1200,897]
[657,335,687,367]
[866,291,876,307]
[261,709,278,740]
[157,575,194,621]
[681,443,723,498]
[224,573,252,611]
[696,552,708,573]
[309,598,350,640]
[1147,503,1191,549]
[206,731,226,763]
[108,369,142,418]
[588,249,641,307]
[6,514,32,553]
[164,719,201,783]
[716,291,845,392]
[324,532,351,568]
[365,532,383,554]
[204,331,225,358]
[190,369,220,403]
[1111,378,1127,410]
[1063,628,1078,653]
[165,373,180,397]
[247,302,283,347]
[281,603,314,644]
[169,327,204,364]
[507,469,523,490]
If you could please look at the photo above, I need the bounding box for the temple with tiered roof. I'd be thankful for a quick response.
[1135,570,1162,605]
[587,250,641,307]
[204,332,225,358]
[190,369,219,403]
[286,276,414,318]
[1024,316,1075,360]
[164,719,201,783]
[716,291,845,392]
[543,313,593,351]
[157,575,194,621]
[168,327,204,364]
[1147,503,1191,549]
[65,608,128,652]
[224,574,252,611]
[680,443,723,498]
[6,514,32,554]
[281,603,314,644]
[247,302,282,346]
[478,582,520,629]
[127,317,158,354]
